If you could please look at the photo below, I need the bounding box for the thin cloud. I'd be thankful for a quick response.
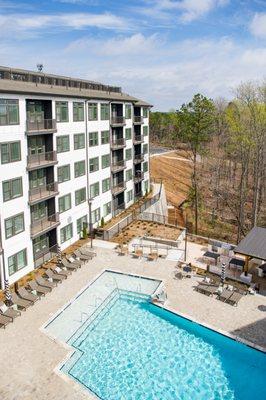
[250,12,266,38]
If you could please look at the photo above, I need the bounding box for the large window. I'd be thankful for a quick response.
[125,128,132,140]
[101,130,110,144]
[74,160,86,177]
[1,141,21,164]
[143,126,148,136]
[29,169,46,189]
[57,135,70,153]
[88,103,98,121]
[33,235,49,258]
[0,99,19,125]
[58,193,71,213]
[143,107,148,118]
[31,202,47,222]
[2,177,22,201]
[58,165,70,183]
[125,148,132,160]
[102,178,110,193]
[5,213,24,239]
[103,202,111,217]
[101,154,110,169]
[125,169,132,182]
[89,131,98,147]
[73,102,84,122]
[89,157,99,172]
[56,101,68,122]
[125,104,132,119]
[143,161,148,173]
[91,208,101,224]
[77,215,88,236]
[143,144,148,154]
[100,104,109,120]
[90,182,100,198]
[8,249,27,276]
[75,187,86,205]
[74,133,85,150]
[127,190,133,203]
[60,223,73,243]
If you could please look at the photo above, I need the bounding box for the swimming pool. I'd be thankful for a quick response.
[60,290,266,400]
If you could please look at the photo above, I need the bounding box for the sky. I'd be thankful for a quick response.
[0,0,265,110]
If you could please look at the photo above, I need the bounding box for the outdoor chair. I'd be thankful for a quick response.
[17,287,40,304]
[74,249,92,261]
[217,288,233,302]
[53,266,71,277]
[147,251,158,261]
[0,301,21,321]
[63,257,81,270]
[0,313,11,329]
[132,249,143,259]
[11,293,32,310]
[36,275,57,289]
[45,269,65,283]
[80,247,96,257]
[226,291,243,306]
[28,281,50,296]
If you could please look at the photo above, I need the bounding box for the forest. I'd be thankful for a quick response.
[149,82,266,242]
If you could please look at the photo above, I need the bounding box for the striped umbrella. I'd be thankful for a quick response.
[221,263,226,286]
[57,245,62,265]
[4,278,12,306]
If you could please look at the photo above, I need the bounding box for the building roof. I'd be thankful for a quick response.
[234,227,266,260]
[0,65,152,106]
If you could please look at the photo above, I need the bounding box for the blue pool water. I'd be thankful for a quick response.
[63,292,266,400]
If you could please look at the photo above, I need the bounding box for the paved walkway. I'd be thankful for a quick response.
[0,242,265,400]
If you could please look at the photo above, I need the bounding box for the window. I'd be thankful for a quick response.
[127,190,133,203]
[125,169,132,182]
[103,202,111,217]
[90,182,99,198]
[125,148,132,160]
[2,177,22,201]
[101,130,110,144]
[5,213,24,239]
[143,161,148,173]
[125,128,132,140]
[88,103,98,121]
[143,126,148,136]
[56,101,68,122]
[101,154,110,169]
[143,108,148,118]
[1,141,21,164]
[0,99,19,125]
[102,178,110,193]
[58,165,70,183]
[75,187,86,205]
[91,208,101,224]
[74,133,85,149]
[143,144,148,154]
[144,180,149,192]
[33,235,49,258]
[100,104,109,120]
[57,135,69,153]
[31,202,47,222]
[73,102,84,122]
[8,249,27,276]
[77,215,88,236]
[29,169,46,189]
[59,194,71,213]
[60,223,73,243]
[89,157,99,172]
[89,131,98,147]
[125,104,132,119]
[74,160,86,178]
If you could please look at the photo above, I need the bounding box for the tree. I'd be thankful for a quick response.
[177,94,215,234]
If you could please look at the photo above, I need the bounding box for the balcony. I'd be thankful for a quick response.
[29,182,59,205]
[26,119,57,135]
[133,134,144,144]
[113,203,125,217]
[33,243,58,268]
[112,182,126,196]
[111,116,126,126]
[133,154,144,164]
[133,116,144,124]
[27,151,58,171]
[30,213,60,238]
[134,172,144,183]
[110,138,126,149]
[111,160,126,173]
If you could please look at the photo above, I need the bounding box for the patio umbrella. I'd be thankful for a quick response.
[57,245,62,265]
[4,278,12,306]
[221,263,226,286]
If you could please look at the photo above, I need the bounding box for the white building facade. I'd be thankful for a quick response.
[0,66,150,288]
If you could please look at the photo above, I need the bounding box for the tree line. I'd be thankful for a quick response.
[150,82,266,241]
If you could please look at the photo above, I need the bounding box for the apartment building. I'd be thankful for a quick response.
[0,66,150,288]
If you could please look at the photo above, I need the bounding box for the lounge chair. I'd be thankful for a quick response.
[11,293,32,310]
[217,288,233,302]
[0,313,11,328]
[0,301,21,321]
[195,282,210,293]
[36,275,57,289]
[45,269,66,282]
[80,247,96,257]
[226,291,243,306]
[53,266,71,277]
[74,249,91,261]
[202,285,218,296]
[17,287,40,304]
[147,252,158,261]
[117,245,128,256]
[28,281,50,296]
[64,257,81,269]
[132,249,143,259]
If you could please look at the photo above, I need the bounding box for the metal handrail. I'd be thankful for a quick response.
[134,172,144,182]
[31,212,59,235]
[29,182,58,201]
[133,134,144,143]
[134,154,144,163]
[133,116,143,123]
[112,182,126,194]
[26,118,57,132]
[111,115,125,125]
[27,151,57,166]
[111,160,126,171]
[111,138,126,148]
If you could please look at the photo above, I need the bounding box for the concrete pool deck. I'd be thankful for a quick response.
[0,240,266,400]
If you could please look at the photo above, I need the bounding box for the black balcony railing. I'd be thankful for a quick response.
[29,182,58,203]
[30,213,59,237]
[33,243,58,268]
[111,138,126,149]
[26,119,57,133]
[133,134,144,144]
[27,151,57,169]
[113,203,125,217]
[112,182,126,195]
[111,115,125,125]
[133,154,144,163]
[111,160,126,172]
[133,116,144,124]
[134,172,144,182]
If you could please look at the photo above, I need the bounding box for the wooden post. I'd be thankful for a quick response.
[244,255,249,276]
